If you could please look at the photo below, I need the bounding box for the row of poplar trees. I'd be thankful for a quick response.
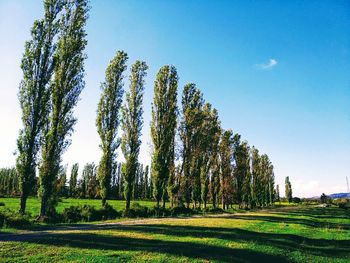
[89,52,276,211]
[15,0,275,217]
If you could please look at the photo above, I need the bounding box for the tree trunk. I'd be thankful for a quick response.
[40,198,47,217]
[102,197,107,207]
[19,192,27,214]
[125,198,130,210]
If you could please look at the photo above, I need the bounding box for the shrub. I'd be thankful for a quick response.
[62,204,120,223]
[80,205,99,221]
[170,206,193,216]
[334,198,350,209]
[292,197,301,204]
[0,212,4,228]
[0,209,31,228]
[99,203,120,220]
[62,206,84,223]
[206,207,224,214]
[123,203,150,218]
[0,202,5,206]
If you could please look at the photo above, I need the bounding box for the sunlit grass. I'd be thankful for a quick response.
[0,197,162,217]
[1,202,349,262]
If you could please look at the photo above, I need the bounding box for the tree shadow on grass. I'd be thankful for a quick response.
[0,232,289,263]
[104,224,349,259]
[227,214,350,230]
[2,221,347,261]
[270,207,350,220]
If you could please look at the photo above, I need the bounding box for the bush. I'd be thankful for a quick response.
[0,202,5,206]
[0,209,31,228]
[205,207,224,214]
[292,197,301,204]
[170,206,193,216]
[99,203,120,220]
[62,204,120,223]
[0,213,4,228]
[123,203,150,218]
[153,206,171,217]
[80,205,98,222]
[334,198,350,209]
[62,206,84,223]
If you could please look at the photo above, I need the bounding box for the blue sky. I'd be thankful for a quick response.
[0,0,349,197]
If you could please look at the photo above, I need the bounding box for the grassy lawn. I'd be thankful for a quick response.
[0,201,349,262]
[0,197,296,217]
[0,197,162,216]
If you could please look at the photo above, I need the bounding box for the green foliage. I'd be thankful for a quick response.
[200,104,221,208]
[123,202,150,218]
[292,197,301,203]
[56,165,68,197]
[285,176,293,203]
[0,208,32,228]
[151,65,178,208]
[16,0,64,214]
[219,129,235,209]
[69,163,79,197]
[276,184,280,202]
[62,205,84,223]
[144,165,150,199]
[62,204,120,223]
[180,83,204,207]
[39,0,88,217]
[75,162,100,199]
[320,193,328,204]
[121,60,148,210]
[232,134,251,208]
[334,198,349,209]
[0,167,19,197]
[96,50,128,207]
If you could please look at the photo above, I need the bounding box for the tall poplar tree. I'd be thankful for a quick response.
[285,176,292,203]
[219,129,234,210]
[121,60,148,210]
[96,51,128,206]
[209,109,221,208]
[200,103,221,208]
[232,135,251,208]
[180,83,204,208]
[276,184,280,203]
[144,165,149,199]
[16,0,63,214]
[39,0,88,217]
[69,163,79,197]
[151,65,178,208]
[251,147,261,207]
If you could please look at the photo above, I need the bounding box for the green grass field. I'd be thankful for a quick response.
[0,198,349,262]
[0,197,162,216]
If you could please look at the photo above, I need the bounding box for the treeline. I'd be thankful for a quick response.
[11,0,278,218]
[63,162,151,200]
[0,168,21,196]
[0,163,152,200]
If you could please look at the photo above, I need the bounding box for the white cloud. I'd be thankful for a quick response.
[255,58,278,70]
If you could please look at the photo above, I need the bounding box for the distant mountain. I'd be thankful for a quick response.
[307,193,349,199]
[328,193,349,199]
